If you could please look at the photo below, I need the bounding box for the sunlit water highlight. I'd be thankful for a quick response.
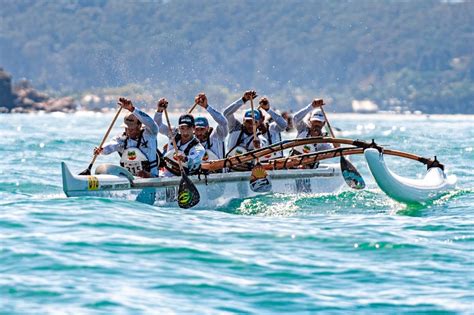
[0,112,473,314]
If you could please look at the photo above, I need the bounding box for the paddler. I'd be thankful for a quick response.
[255,96,288,158]
[291,98,334,155]
[193,93,228,160]
[154,97,175,137]
[154,99,205,176]
[223,90,262,156]
[280,111,295,132]
[93,97,159,178]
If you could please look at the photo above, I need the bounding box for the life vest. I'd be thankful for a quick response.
[226,146,247,157]
[164,149,184,162]
[291,130,329,155]
[226,126,268,157]
[226,141,272,162]
[120,148,150,175]
[260,122,282,159]
[199,127,226,160]
[200,127,213,150]
[292,143,316,155]
[162,135,201,175]
[119,129,159,175]
[262,122,281,145]
[296,128,328,140]
[202,149,219,161]
[174,134,200,155]
[223,146,250,171]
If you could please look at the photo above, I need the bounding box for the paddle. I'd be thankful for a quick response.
[79,105,123,175]
[163,108,200,208]
[188,103,198,114]
[319,104,365,189]
[249,96,272,192]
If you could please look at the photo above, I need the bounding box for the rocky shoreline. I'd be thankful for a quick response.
[0,68,77,113]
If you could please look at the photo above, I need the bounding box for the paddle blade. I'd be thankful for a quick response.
[177,173,200,209]
[78,165,92,176]
[250,163,272,193]
[340,155,365,189]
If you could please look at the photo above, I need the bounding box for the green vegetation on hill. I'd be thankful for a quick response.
[0,0,472,113]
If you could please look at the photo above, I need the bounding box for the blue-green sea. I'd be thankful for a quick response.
[1,112,473,314]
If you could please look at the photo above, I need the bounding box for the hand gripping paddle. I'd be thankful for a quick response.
[248,95,272,193]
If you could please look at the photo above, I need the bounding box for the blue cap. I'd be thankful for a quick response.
[244,109,261,121]
[195,117,209,128]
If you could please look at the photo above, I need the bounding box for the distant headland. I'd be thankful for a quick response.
[0,68,76,113]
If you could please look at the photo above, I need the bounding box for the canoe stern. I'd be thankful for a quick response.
[61,162,131,197]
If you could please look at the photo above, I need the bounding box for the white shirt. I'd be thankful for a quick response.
[102,107,159,176]
[223,98,287,155]
[198,105,228,159]
[293,103,334,152]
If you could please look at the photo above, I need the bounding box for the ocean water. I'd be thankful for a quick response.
[0,112,473,314]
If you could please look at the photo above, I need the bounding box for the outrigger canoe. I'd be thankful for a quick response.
[62,137,457,208]
[62,162,345,209]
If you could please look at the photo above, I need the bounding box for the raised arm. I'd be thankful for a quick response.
[116,97,158,135]
[194,92,228,139]
[293,103,313,125]
[223,97,244,132]
[266,109,288,132]
[132,107,158,135]
[153,111,173,136]
[223,90,257,132]
[154,98,174,136]
[293,103,313,133]
[293,98,325,133]
[258,97,288,133]
[208,105,228,139]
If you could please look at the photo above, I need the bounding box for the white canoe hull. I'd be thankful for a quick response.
[364,148,457,204]
[62,162,345,209]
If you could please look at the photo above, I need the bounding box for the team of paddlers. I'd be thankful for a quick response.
[94,91,334,178]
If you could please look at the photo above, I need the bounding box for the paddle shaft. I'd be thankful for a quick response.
[188,103,198,114]
[248,96,272,191]
[319,105,339,148]
[163,108,185,172]
[163,108,201,208]
[88,106,123,169]
[249,96,259,162]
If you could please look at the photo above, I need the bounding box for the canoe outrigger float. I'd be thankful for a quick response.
[364,148,456,204]
[62,137,457,208]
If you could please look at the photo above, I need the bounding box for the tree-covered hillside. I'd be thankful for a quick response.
[0,0,473,113]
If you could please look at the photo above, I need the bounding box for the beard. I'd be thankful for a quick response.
[309,128,323,136]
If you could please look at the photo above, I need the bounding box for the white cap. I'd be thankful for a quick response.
[120,113,141,128]
[310,110,325,122]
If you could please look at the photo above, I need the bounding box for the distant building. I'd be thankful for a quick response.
[352,100,379,113]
